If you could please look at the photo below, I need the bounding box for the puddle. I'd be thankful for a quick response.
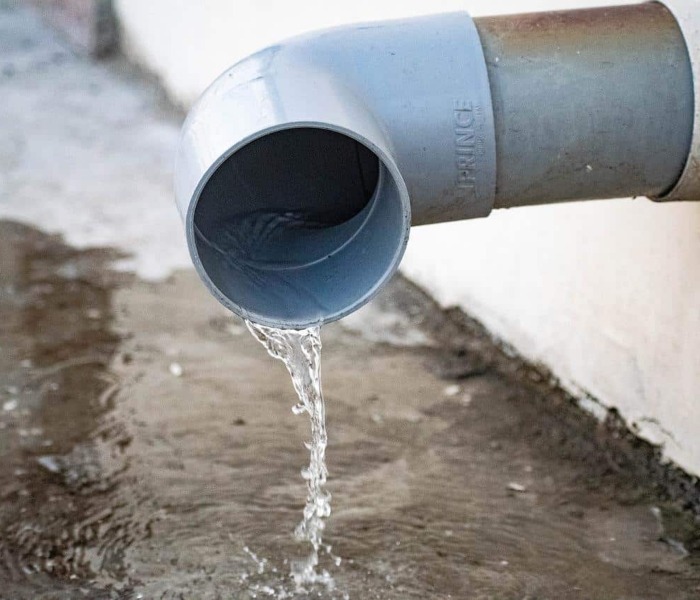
[0,221,699,599]
[0,221,137,597]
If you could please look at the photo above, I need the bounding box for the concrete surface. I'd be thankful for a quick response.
[4,219,700,599]
[111,0,700,477]
[0,0,189,280]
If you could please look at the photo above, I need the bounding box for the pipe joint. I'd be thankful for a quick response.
[655,0,700,202]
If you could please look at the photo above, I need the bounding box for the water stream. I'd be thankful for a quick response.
[246,321,337,591]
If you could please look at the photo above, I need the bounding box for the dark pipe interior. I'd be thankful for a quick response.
[197,127,379,227]
[193,127,406,327]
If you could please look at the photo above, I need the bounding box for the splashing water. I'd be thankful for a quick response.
[246,321,335,589]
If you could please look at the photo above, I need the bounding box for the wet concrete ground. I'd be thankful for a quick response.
[2,2,700,598]
[1,222,700,599]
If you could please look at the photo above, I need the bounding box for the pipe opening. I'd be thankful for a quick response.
[192,127,408,328]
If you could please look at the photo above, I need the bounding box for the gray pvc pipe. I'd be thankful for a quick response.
[174,2,698,329]
[474,2,694,209]
[175,12,495,329]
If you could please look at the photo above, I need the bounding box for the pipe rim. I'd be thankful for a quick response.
[185,120,412,329]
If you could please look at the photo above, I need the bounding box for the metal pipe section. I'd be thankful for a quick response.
[174,1,699,328]
[474,3,694,209]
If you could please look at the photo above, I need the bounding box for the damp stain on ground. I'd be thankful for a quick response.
[0,220,699,599]
[0,221,136,598]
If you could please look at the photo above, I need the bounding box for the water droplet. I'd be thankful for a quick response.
[86,308,101,320]
[443,384,460,397]
[507,482,527,493]
[169,362,183,377]
[37,456,61,474]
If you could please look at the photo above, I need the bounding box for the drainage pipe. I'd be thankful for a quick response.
[174,0,700,329]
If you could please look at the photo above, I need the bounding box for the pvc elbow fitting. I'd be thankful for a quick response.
[174,12,496,329]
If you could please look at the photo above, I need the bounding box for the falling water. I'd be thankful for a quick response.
[196,209,341,589]
[246,321,336,589]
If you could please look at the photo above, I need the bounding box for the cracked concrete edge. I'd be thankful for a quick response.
[24,0,117,56]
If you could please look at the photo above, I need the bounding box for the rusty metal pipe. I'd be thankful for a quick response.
[474,3,695,209]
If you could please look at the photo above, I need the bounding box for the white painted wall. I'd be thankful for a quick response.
[113,0,700,475]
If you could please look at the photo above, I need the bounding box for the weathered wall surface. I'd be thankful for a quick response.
[111,0,700,475]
